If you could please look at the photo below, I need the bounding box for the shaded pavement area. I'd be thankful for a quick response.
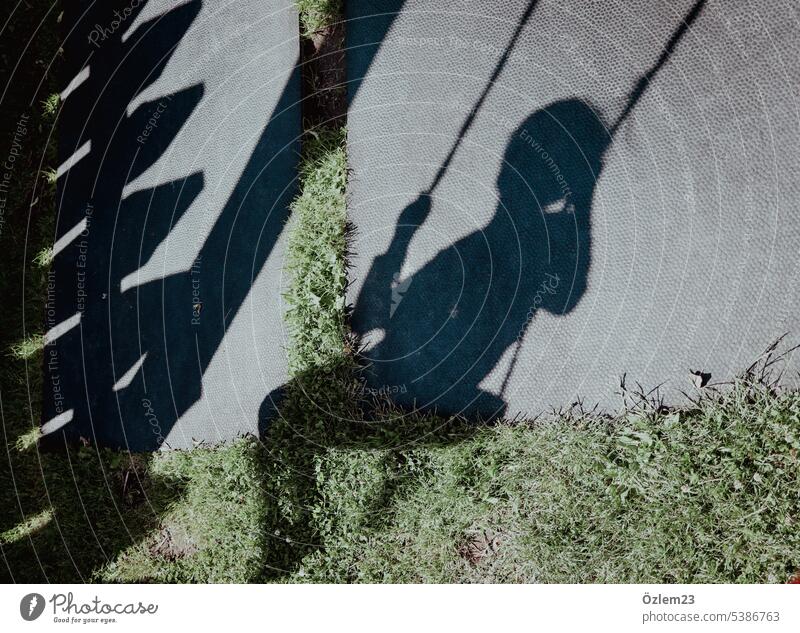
[43,0,300,449]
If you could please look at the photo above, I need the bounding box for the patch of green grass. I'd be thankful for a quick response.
[100,441,268,582]
[41,93,59,118]
[9,334,45,359]
[256,125,359,579]
[1,509,53,546]
[41,167,57,186]
[287,379,800,583]
[14,426,41,452]
[284,127,349,374]
[33,246,54,268]
[296,0,342,36]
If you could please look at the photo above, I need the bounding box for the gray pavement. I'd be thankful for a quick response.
[43,0,300,449]
[347,0,800,418]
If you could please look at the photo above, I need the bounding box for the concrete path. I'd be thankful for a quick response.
[347,0,800,418]
[42,0,300,449]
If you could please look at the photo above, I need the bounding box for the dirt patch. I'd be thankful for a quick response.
[149,525,198,561]
[117,454,150,507]
[458,529,501,565]
[301,21,346,129]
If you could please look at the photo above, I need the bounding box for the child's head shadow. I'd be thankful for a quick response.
[496,97,609,316]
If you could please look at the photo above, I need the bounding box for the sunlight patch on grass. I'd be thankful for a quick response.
[0,509,53,545]
[41,167,57,186]
[41,93,59,118]
[33,246,54,268]
[14,426,42,452]
[10,334,45,359]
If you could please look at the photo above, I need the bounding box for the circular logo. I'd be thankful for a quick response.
[20,593,45,621]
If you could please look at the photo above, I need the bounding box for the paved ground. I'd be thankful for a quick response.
[347,0,800,418]
[43,0,300,449]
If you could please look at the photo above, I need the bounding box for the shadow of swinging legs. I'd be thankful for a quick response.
[254,0,709,580]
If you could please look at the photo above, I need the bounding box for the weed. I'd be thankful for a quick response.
[9,334,45,359]
[41,93,59,118]
[296,0,342,36]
